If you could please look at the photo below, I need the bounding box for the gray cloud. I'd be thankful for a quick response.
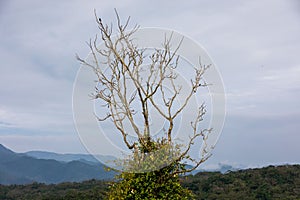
[0,0,299,166]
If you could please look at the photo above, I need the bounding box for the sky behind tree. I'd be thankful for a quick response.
[0,0,299,168]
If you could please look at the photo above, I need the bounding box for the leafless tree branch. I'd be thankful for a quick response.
[77,10,212,172]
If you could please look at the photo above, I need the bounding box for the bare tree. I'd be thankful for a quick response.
[76,10,212,174]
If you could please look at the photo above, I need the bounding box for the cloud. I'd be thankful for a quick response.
[0,134,86,153]
[0,48,74,132]
[0,105,74,133]
[0,0,299,167]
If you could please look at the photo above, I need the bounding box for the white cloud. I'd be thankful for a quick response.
[0,105,73,133]
[0,134,86,154]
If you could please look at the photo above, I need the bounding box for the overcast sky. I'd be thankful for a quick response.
[0,0,300,168]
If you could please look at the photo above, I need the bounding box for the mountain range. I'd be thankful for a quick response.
[0,144,241,185]
[24,150,116,164]
[0,144,116,185]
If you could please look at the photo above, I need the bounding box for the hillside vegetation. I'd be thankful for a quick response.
[0,165,299,200]
[183,164,300,199]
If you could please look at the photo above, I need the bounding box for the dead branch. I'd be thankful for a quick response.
[77,10,212,172]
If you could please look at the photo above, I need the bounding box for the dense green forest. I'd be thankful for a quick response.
[0,165,299,200]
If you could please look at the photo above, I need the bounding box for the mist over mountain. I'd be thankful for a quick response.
[24,150,116,165]
[0,144,116,185]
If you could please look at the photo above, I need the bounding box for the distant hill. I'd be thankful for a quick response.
[188,162,241,175]
[0,144,252,185]
[24,151,116,165]
[0,144,18,162]
[0,144,116,185]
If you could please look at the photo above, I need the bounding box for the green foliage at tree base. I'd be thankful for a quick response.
[107,163,194,200]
